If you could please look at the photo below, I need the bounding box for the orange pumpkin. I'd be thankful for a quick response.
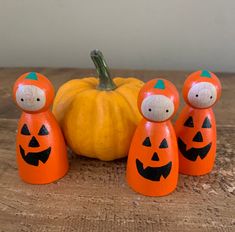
[52,50,144,161]
[126,79,179,196]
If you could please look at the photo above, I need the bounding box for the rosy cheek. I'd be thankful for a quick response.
[24,96,34,104]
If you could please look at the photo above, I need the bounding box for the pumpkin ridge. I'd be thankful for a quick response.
[113,77,127,87]
[53,86,97,124]
[55,79,94,98]
[114,89,138,119]
[86,90,100,159]
[53,79,95,107]
[116,86,142,122]
[95,91,121,159]
[64,89,99,157]
[114,77,143,89]
[111,91,139,159]
[93,91,114,159]
[110,92,134,158]
[91,91,132,160]
[81,77,98,87]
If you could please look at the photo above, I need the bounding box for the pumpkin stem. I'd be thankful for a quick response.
[90,49,117,91]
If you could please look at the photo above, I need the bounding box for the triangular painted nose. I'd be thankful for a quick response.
[28,136,40,147]
[193,131,203,142]
[151,152,159,161]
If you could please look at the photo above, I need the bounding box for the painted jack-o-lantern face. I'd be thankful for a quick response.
[126,79,179,196]
[175,70,221,175]
[176,108,217,175]
[136,136,172,181]
[13,72,54,113]
[20,123,51,166]
[178,115,213,161]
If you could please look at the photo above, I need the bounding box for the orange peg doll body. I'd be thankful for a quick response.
[13,72,69,184]
[126,79,179,196]
[175,70,221,176]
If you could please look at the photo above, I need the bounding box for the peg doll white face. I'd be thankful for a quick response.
[187,82,217,109]
[15,85,46,112]
[141,94,175,122]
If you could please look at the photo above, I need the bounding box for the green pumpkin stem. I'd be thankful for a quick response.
[90,49,117,91]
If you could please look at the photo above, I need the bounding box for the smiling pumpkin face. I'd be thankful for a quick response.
[176,108,217,175]
[136,136,172,181]
[19,123,51,166]
[178,115,213,162]
[175,70,221,175]
[126,79,179,196]
[127,120,179,196]
[16,112,68,184]
[130,121,178,188]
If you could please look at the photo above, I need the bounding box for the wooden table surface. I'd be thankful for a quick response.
[0,68,234,232]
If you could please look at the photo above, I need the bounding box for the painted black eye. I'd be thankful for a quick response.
[37,98,40,101]
[159,138,168,148]
[196,94,199,97]
[21,124,30,135]
[210,96,213,99]
[21,98,24,102]
[142,137,151,147]
[38,125,49,135]
[202,117,212,128]
[148,108,152,112]
[184,116,194,127]
[166,109,169,113]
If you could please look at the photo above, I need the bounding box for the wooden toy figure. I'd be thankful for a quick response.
[126,79,179,196]
[175,70,221,176]
[13,72,69,184]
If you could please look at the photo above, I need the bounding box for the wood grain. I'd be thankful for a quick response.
[0,68,234,232]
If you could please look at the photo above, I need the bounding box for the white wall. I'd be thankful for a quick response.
[0,0,234,72]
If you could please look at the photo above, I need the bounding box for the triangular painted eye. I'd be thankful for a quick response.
[184,116,194,127]
[21,124,30,135]
[142,137,151,147]
[159,138,168,148]
[202,117,212,128]
[38,125,49,135]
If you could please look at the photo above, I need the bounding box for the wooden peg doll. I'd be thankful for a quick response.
[126,79,179,196]
[13,72,69,184]
[175,70,221,176]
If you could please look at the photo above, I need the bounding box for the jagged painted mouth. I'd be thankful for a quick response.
[136,159,172,181]
[19,145,51,166]
[178,138,212,161]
